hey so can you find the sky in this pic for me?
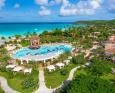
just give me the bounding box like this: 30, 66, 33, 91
0, 0, 115, 22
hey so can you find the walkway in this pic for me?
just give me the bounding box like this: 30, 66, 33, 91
33, 63, 88, 93
0, 77, 19, 93
33, 68, 55, 93
0, 63, 88, 93
67, 66, 81, 80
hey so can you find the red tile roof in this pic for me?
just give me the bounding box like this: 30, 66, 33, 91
106, 48, 115, 54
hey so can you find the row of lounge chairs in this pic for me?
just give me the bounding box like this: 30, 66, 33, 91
6, 64, 32, 74
46, 56, 72, 72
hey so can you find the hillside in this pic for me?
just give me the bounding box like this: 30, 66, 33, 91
76, 19, 115, 25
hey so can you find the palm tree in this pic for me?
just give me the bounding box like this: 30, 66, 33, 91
1, 36, 5, 40
15, 34, 21, 39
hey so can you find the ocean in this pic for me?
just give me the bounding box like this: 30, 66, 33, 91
0, 23, 83, 38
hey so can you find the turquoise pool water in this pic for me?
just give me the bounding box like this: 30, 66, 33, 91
13, 45, 72, 58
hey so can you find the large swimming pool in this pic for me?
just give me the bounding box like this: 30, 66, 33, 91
13, 44, 72, 59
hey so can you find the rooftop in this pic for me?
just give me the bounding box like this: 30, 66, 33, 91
106, 48, 115, 55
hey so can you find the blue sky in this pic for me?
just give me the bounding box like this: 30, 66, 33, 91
0, 0, 115, 22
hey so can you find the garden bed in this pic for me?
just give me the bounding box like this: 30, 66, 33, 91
0, 69, 39, 93
44, 63, 77, 88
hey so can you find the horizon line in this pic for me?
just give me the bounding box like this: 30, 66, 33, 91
0, 22, 74, 24
0, 19, 114, 24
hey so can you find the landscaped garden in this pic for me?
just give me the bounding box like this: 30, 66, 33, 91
45, 63, 77, 88
0, 65, 39, 93
0, 20, 115, 93
56, 48, 115, 93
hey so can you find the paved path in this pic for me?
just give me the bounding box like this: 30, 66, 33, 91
0, 77, 19, 93
33, 63, 88, 93
33, 68, 55, 93
67, 66, 81, 81
0, 63, 88, 93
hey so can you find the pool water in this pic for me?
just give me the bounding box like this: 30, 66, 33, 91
13, 45, 72, 58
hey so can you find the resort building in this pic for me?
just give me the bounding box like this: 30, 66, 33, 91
105, 36, 115, 55
0, 39, 8, 47
0, 40, 5, 46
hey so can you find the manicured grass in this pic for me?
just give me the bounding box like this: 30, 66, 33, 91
45, 63, 77, 88
0, 86, 4, 93
100, 73, 115, 81
0, 69, 39, 93
74, 69, 87, 78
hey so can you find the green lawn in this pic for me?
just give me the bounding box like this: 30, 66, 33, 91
100, 73, 115, 81
0, 69, 39, 93
74, 69, 87, 78
0, 86, 4, 93
45, 63, 77, 88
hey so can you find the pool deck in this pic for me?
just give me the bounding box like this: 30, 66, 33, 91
19, 51, 63, 62
11, 43, 72, 62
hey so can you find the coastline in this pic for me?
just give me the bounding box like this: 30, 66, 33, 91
0, 23, 84, 38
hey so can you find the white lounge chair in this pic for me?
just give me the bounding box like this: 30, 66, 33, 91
6, 64, 17, 69
56, 63, 65, 69
13, 66, 23, 72
64, 60, 70, 65
47, 65, 55, 72
68, 56, 72, 60
24, 68, 32, 74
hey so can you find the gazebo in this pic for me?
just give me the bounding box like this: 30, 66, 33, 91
29, 35, 40, 49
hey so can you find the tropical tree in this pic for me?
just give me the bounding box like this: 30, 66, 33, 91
60, 74, 115, 93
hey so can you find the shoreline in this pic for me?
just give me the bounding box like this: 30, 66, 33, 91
0, 23, 85, 38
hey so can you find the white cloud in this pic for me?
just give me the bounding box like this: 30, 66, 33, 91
49, 0, 62, 6
0, 0, 5, 9
49, 1, 55, 6
90, 0, 101, 9
35, 0, 48, 5
55, 0, 62, 4
60, 0, 102, 16
60, 6, 77, 16
63, 0, 69, 6
77, 8, 95, 15
39, 6, 51, 16
14, 3, 20, 9
108, 0, 115, 12
35, 0, 63, 6
60, 0, 77, 16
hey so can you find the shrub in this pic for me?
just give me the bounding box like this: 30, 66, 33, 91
71, 57, 77, 64
60, 74, 115, 93
60, 69, 67, 76
21, 77, 36, 89
89, 59, 111, 76
6, 70, 14, 79
0, 66, 6, 72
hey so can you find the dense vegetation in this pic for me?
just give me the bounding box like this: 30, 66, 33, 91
5, 20, 114, 49
56, 48, 115, 93
52, 20, 115, 93
76, 19, 115, 26
63, 74, 115, 93
0, 48, 11, 63
0, 20, 115, 93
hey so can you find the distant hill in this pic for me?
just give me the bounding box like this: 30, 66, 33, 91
75, 19, 115, 25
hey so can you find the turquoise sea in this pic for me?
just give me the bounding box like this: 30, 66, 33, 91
0, 23, 83, 38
